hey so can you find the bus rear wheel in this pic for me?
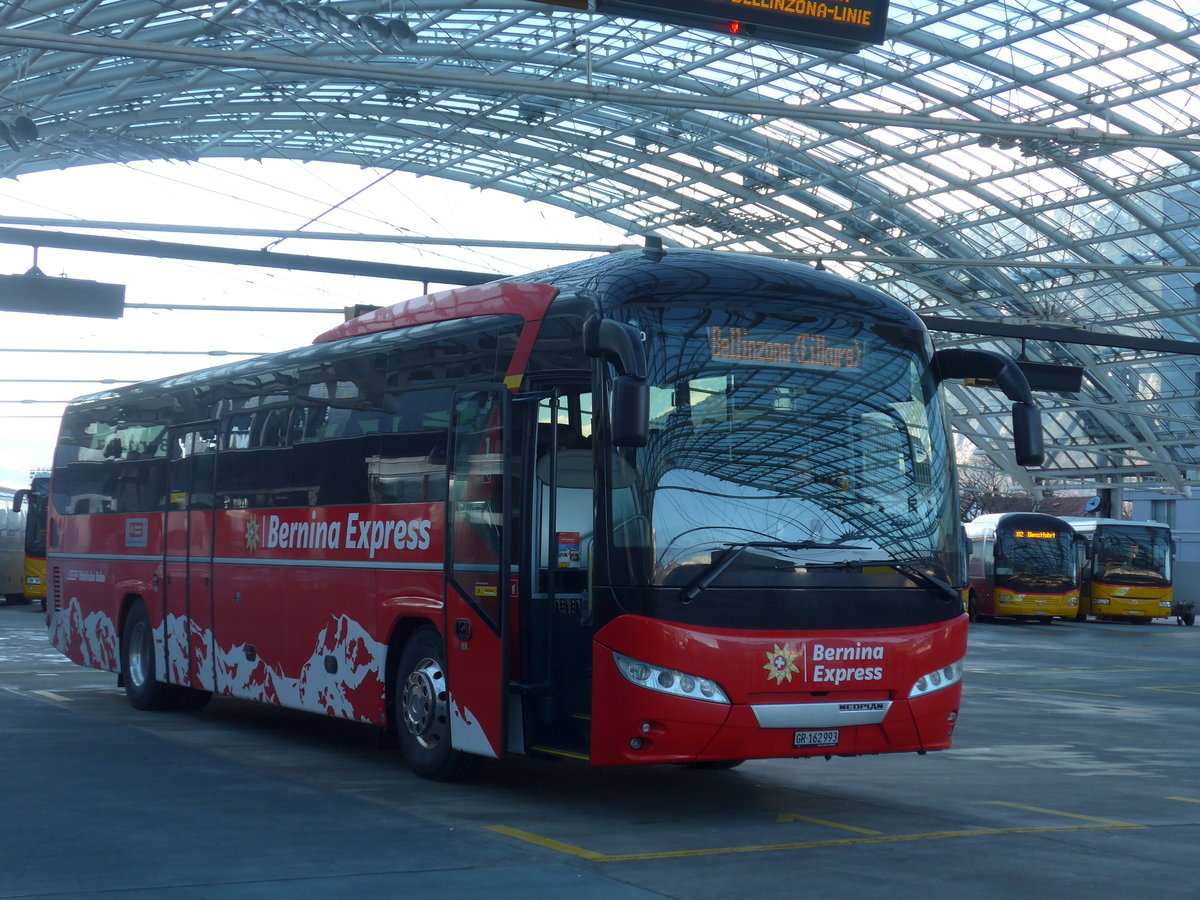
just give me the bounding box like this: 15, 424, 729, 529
394, 627, 481, 781
121, 601, 179, 711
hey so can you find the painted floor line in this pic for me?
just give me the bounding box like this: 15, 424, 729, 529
486, 821, 1145, 863
987, 802, 1138, 826
29, 689, 73, 702
775, 813, 882, 834
1167, 796, 1200, 806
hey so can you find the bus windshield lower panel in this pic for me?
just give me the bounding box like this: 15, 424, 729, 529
604, 305, 962, 631
994, 531, 1076, 593
1094, 526, 1172, 586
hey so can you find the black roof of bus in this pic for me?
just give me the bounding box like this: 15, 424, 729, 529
507, 249, 927, 332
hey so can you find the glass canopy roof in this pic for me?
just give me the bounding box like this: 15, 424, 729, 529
0, 1, 1197, 494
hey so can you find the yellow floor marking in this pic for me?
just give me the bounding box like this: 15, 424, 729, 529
529, 746, 591, 762
487, 825, 608, 860
1141, 686, 1200, 695
29, 690, 73, 702
775, 814, 882, 834
1038, 689, 1125, 698
486, 821, 1144, 863
1167, 796, 1200, 805
988, 802, 1137, 826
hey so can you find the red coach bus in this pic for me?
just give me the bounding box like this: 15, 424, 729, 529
47, 248, 1042, 779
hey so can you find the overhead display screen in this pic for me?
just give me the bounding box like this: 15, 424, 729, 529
593, 0, 890, 51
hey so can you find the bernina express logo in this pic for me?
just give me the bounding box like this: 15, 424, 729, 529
244, 513, 432, 559
761, 641, 887, 686
764, 644, 801, 684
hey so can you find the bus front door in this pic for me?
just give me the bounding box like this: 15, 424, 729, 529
163, 425, 217, 693
444, 388, 511, 760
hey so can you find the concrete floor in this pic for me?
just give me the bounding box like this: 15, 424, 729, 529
2, 600, 1198, 899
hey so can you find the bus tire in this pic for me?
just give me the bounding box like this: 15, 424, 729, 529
120, 601, 179, 711
394, 626, 481, 782
1181, 613, 1195, 627
967, 592, 978, 623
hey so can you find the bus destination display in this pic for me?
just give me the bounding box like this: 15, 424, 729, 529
593, 0, 890, 50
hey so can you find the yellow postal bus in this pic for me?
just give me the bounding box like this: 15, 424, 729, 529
1062, 517, 1172, 622
964, 512, 1079, 623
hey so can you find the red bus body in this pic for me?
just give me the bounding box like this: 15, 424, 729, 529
48, 250, 1028, 777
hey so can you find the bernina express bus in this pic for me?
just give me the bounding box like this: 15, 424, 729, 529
47, 248, 1042, 779
963, 512, 1079, 622
11, 472, 49, 610
1061, 517, 1173, 622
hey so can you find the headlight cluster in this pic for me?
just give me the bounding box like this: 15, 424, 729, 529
613, 651, 730, 704
908, 659, 964, 699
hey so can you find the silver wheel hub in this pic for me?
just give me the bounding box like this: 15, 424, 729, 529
402, 657, 448, 750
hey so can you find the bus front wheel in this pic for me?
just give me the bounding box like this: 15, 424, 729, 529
120, 601, 179, 711
394, 627, 481, 781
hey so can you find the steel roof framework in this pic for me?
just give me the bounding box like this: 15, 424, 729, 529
0, 0, 1198, 494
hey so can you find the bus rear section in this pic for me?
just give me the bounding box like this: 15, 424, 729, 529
1, 486, 26, 601
964, 513, 1079, 622
13, 474, 49, 610
1062, 518, 1173, 622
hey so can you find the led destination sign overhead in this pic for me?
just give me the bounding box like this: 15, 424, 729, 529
591, 0, 890, 51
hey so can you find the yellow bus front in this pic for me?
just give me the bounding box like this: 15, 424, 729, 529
993, 587, 1079, 619
1089, 581, 1172, 620
24, 555, 46, 603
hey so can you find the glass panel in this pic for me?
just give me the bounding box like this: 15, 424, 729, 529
448, 390, 506, 629
610, 305, 960, 591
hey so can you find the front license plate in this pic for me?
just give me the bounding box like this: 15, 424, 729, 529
793, 729, 839, 748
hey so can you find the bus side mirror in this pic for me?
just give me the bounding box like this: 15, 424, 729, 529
13, 489, 28, 513
585, 318, 650, 447
1011, 401, 1043, 468
934, 347, 1044, 468
611, 376, 649, 447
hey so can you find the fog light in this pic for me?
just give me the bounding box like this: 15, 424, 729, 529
629, 737, 644, 750
640, 721, 652, 734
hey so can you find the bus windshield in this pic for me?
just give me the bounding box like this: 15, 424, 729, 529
609, 307, 959, 590
994, 528, 1075, 589
1094, 525, 1171, 585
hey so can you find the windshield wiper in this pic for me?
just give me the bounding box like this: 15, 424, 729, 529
864, 561, 962, 605
680, 540, 869, 603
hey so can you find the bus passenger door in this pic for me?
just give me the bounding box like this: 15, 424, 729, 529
444, 388, 510, 759
163, 425, 218, 692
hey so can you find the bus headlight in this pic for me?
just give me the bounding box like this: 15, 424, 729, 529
612, 652, 730, 704
908, 660, 964, 699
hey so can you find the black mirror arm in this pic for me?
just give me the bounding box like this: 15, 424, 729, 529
933, 347, 1033, 405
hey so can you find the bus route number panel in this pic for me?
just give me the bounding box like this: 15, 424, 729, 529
592, 0, 890, 51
